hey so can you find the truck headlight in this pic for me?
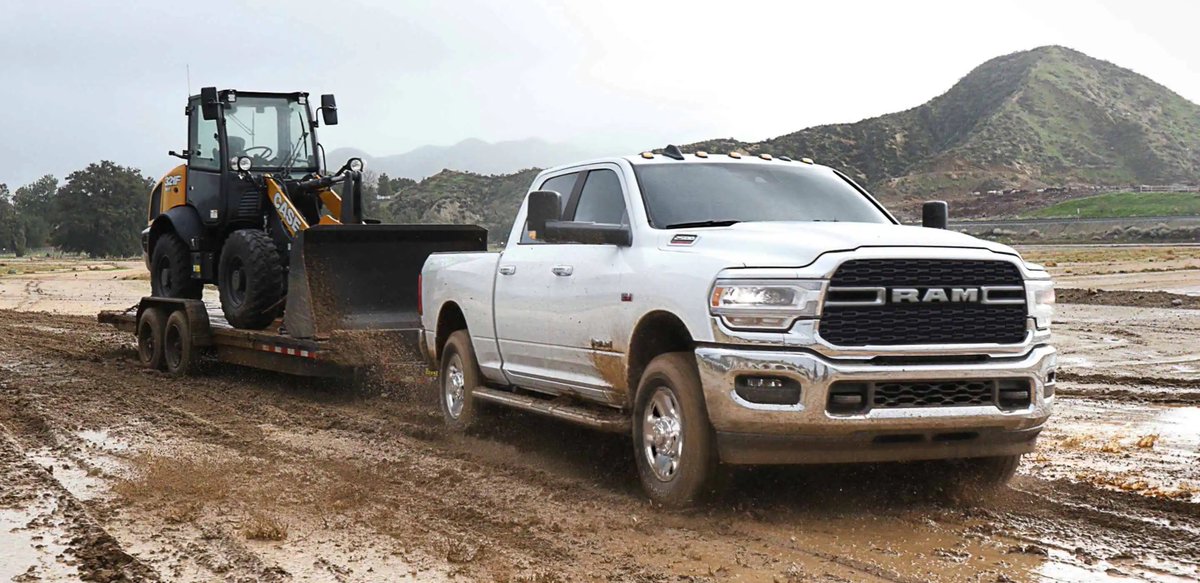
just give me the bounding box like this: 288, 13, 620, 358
1027, 279, 1055, 330
710, 280, 824, 331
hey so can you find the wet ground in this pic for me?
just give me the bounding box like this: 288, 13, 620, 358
0, 249, 1198, 582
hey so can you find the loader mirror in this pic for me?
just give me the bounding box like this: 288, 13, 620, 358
199, 87, 220, 121
320, 94, 338, 126
922, 200, 949, 229
526, 190, 561, 236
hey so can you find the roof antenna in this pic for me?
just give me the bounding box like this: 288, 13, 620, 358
186, 63, 192, 97
663, 144, 685, 160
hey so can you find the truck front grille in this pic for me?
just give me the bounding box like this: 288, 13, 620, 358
819, 259, 1028, 346
827, 379, 1031, 414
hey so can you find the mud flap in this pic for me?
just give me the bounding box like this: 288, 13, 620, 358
283, 224, 487, 339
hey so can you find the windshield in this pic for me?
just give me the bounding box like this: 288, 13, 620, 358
223, 96, 315, 170
633, 163, 892, 228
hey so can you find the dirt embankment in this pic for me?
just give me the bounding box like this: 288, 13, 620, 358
0, 309, 1197, 582
1058, 288, 1200, 310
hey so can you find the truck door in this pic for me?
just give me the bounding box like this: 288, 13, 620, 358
492, 172, 581, 395
494, 165, 634, 403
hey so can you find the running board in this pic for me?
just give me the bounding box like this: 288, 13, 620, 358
473, 387, 630, 433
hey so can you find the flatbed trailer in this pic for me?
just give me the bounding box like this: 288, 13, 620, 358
99, 297, 421, 380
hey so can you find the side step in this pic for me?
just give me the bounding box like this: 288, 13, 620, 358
473, 387, 630, 433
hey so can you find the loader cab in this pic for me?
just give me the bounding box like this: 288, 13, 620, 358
184, 90, 324, 229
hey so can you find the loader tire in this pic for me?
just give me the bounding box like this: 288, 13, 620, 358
151, 231, 202, 299
219, 230, 283, 330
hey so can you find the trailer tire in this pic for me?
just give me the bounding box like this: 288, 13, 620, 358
163, 310, 200, 377
151, 231, 202, 300
219, 229, 283, 330
136, 308, 166, 371
439, 330, 481, 432
633, 352, 719, 508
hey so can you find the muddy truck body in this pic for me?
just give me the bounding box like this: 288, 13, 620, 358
419, 151, 1057, 506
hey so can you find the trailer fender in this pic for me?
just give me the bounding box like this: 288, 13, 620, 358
136, 297, 213, 348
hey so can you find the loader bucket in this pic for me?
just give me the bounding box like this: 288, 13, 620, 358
283, 224, 488, 339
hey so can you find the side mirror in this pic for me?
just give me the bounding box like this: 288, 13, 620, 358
922, 200, 948, 229
320, 94, 338, 126
526, 190, 561, 237
200, 86, 220, 121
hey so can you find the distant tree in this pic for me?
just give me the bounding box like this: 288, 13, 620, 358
376, 172, 394, 199
14, 174, 58, 249
0, 183, 26, 255
51, 161, 152, 257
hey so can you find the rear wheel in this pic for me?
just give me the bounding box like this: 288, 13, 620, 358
219, 230, 284, 330
136, 308, 166, 370
151, 231, 202, 299
163, 310, 199, 376
633, 352, 719, 508
439, 330, 481, 432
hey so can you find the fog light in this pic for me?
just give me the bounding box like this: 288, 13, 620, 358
735, 376, 801, 405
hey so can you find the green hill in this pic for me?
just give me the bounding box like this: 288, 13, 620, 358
377, 46, 1200, 228
1021, 191, 1200, 219
687, 46, 1200, 212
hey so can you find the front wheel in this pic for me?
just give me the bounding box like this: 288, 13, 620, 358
218, 230, 284, 330
633, 352, 719, 508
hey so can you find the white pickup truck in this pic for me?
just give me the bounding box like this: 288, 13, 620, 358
418, 148, 1057, 506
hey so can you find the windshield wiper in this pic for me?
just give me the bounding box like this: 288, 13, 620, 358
662, 219, 741, 229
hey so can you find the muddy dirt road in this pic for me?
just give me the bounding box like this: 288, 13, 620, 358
1, 252, 1198, 582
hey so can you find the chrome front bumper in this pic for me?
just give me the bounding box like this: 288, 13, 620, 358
695, 344, 1057, 464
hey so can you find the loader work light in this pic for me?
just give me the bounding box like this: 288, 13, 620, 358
348, 157, 364, 172
237, 156, 253, 172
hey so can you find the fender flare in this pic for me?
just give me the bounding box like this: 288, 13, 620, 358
149, 205, 204, 254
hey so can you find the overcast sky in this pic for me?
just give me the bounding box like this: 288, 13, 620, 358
2, 0, 1198, 187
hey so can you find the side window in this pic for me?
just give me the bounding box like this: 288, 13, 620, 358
570, 169, 627, 225
189, 107, 221, 171
520, 173, 577, 244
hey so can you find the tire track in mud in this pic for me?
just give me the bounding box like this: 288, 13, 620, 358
3, 308, 1200, 581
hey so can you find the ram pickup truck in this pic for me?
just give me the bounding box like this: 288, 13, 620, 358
419, 149, 1056, 506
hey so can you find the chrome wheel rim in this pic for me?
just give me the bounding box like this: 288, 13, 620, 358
444, 355, 466, 419
643, 386, 683, 482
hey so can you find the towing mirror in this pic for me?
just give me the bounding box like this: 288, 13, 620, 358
320, 94, 338, 126
922, 200, 949, 229
544, 221, 632, 246
200, 86, 220, 121
526, 190, 561, 238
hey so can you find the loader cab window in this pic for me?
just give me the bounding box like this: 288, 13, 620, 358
223, 97, 316, 171
520, 172, 578, 244
188, 106, 221, 171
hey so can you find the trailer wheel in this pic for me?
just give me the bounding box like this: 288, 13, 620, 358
136, 308, 166, 370
633, 352, 719, 508
151, 231, 203, 299
439, 330, 481, 432
218, 229, 283, 330
163, 310, 200, 376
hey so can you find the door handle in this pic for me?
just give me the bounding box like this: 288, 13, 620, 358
498, 265, 516, 275
551, 265, 574, 277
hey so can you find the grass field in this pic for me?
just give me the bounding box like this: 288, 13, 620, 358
1023, 191, 1200, 218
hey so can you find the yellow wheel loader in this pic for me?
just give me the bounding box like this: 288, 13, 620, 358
144, 87, 485, 334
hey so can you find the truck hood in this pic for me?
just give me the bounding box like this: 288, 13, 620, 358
659, 221, 1020, 268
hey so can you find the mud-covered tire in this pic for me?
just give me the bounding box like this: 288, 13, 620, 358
163, 310, 200, 377
136, 308, 166, 371
150, 231, 202, 299
919, 454, 1021, 501
218, 230, 283, 330
633, 352, 719, 508
439, 330, 481, 432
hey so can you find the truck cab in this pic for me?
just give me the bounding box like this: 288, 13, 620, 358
420, 150, 1057, 506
